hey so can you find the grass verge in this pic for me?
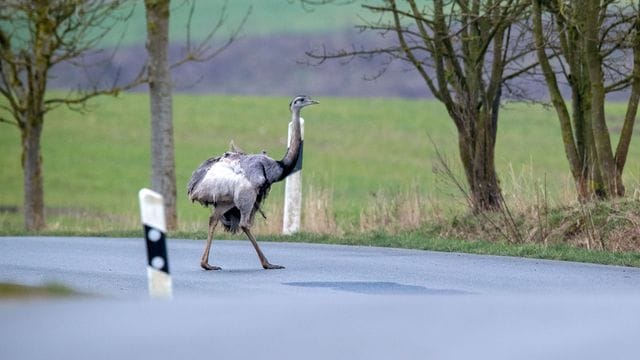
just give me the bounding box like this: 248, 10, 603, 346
188, 231, 640, 268
2, 228, 638, 268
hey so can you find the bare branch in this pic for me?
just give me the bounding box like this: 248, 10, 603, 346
503, 61, 541, 82
0, 115, 20, 128
44, 65, 148, 111
171, 1, 251, 69
605, 75, 633, 93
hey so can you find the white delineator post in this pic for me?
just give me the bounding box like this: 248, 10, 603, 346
283, 117, 304, 235
138, 188, 172, 299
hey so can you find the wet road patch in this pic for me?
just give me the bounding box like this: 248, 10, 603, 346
283, 281, 468, 295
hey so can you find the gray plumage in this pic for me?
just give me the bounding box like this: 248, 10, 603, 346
187, 151, 284, 233
187, 95, 319, 270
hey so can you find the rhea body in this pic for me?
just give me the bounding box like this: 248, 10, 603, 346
187, 95, 318, 270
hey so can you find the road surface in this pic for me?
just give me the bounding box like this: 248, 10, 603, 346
1, 236, 639, 359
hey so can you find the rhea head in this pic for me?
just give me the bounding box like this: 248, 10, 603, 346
289, 95, 319, 112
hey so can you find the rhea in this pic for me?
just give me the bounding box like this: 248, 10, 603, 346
187, 95, 319, 270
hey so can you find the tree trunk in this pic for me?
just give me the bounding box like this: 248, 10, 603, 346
457, 110, 502, 213
471, 111, 501, 212
531, 0, 627, 201
17, 3, 52, 231
21, 116, 45, 231
532, 0, 581, 190
145, 0, 177, 230
583, 0, 620, 197
614, 9, 640, 196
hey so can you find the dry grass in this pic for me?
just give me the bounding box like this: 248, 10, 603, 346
434, 181, 640, 253
4, 165, 638, 256
242, 169, 640, 254
302, 186, 341, 235
248, 185, 341, 235
357, 186, 427, 234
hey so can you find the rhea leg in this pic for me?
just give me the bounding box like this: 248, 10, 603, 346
242, 226, 284, 270
201, 213, 222, 270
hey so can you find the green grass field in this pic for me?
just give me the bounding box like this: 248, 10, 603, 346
1, 94, 638, 235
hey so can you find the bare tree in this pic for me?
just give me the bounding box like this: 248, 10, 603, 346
531, 0, 639, 200
144, 0, 249, 230
306, 0, 534, 212
0, 0, 145, 231
145, 0, 177, 230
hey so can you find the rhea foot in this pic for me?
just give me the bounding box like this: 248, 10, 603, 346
201, 262, 222, 271
262, 263, 285, 270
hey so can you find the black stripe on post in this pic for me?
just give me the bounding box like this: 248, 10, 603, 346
292, 140, 303, 174
143, 224, 170, 274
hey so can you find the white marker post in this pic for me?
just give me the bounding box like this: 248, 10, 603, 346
138, 188, 172, 299
283, 117, 304, 235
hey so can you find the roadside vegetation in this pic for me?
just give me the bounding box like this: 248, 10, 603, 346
1, 94, 638, 266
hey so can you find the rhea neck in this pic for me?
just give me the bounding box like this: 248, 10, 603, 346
278, 107, 302, 180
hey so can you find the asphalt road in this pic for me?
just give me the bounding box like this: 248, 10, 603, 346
1, 236, 639, 360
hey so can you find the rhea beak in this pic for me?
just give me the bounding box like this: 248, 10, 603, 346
308, 99, 319, 105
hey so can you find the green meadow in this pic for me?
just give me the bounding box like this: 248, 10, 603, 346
103, 0, 365, 47
1, 94, 638, 235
